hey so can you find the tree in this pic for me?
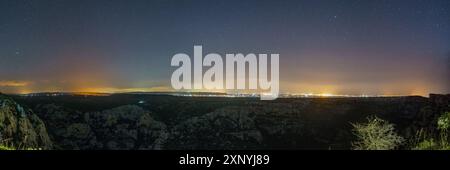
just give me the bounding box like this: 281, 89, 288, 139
351, 116, 404, 150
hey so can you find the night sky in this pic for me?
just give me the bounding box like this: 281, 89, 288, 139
0, 0, 449, 96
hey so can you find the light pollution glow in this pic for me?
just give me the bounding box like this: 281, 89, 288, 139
0, 0, 449, 96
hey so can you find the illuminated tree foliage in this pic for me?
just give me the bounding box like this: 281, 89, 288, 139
351, 116, 404, 150
413, 111, 450, 150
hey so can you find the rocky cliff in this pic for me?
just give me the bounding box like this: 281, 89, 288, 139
2, 93, 449, 150
0, 94, 52, 149
34, 104, 167, 150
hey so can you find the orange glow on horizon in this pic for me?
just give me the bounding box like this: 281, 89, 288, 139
0, 81, 32, 87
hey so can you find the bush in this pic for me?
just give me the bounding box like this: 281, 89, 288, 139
0, 145, 15, 150
413, 111, 450, 150
351, 116, 404, 150
437, 111, 450, 131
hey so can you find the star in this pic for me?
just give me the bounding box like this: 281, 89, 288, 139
329, 15, 338, 22
15, 50, 21, 55
435, 23, 441, 28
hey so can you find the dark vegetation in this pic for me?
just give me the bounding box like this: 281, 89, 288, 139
1, 93, 449, 150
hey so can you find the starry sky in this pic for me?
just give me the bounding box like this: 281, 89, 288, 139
0, 0, 449, 96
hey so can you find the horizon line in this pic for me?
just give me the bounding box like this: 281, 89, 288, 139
2, 91, 446, 98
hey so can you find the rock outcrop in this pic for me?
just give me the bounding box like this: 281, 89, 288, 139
87, 105, 168, 150
0, 94, 52, 149
167, 107, 264, 149
34, 104, 167, 150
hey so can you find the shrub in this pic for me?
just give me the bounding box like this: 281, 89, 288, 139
0, 145, 15, 150
437, 111, 450, 131
351, 116, 404, 150
413, 111, 450, 150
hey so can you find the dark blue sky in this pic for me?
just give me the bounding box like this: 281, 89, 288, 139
0, 0, 449, 95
